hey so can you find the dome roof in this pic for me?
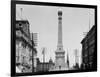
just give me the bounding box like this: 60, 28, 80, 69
49, 57, 53, 63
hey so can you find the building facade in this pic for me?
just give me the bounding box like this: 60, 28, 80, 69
33, 33, 38, 47
81, 25, 96, 70
16, 20, 37, 73
36, 58, 54, 72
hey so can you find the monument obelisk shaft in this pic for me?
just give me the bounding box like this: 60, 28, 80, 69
55, 10, 65, 69
57, 10, 63, 49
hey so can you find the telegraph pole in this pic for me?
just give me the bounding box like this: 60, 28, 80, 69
74, 49, 79, 69
32, 33, 34, 72
42, 47, 46, 71
67, 50, 69, 68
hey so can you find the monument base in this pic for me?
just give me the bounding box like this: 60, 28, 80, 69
49, 64, 69, 71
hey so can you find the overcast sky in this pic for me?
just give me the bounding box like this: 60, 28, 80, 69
16, 4, 94, 67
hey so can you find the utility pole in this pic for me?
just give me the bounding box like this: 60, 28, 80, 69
67, 50, 69, 68
74, 49, 78, 64
42, 47, 46, 71
32, 33, 34, 72
74, 49, 79, 69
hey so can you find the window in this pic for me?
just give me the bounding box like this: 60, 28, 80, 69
59, 48, 61, 50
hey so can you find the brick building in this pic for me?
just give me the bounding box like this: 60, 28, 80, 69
16, 20, 37, 73
81, 25, 96, 70
36, 58, 54, 72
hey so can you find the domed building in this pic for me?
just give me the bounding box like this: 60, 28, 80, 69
49, 57, 55, 71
